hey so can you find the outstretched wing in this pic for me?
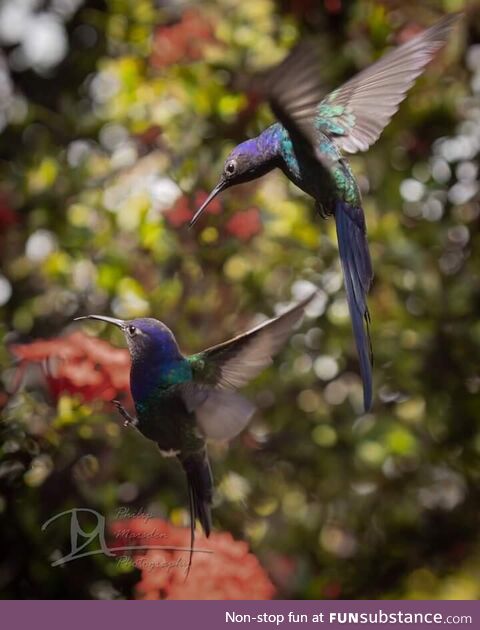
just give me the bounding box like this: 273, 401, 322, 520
190, 294, 313, 389
248, 39, 328, 143
316, 14, 459, 153
181, 295, 314, 440
261, 14, 458, 157
183, 388, 256, 441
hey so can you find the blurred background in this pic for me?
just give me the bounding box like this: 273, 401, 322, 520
1, 0, 479, 600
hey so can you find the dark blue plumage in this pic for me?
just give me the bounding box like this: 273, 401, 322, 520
189, 15, 459, 411
75, 295, 313, 571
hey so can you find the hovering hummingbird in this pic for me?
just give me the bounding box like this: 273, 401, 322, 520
189, 14, 459, 412
75, 295, 312, 571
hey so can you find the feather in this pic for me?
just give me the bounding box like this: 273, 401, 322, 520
181, 295, 314, 440
335, 201, 373, 411
191, 294, 314, 390
194, 389, 256, 440
259, 14, 459, 157
319, 14, 459, 153
179, 451, 213, 576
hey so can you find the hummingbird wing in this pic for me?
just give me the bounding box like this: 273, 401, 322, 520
246, 38, 328, 138
191, 295, 312, 389
314, 14, 458, 154
259, 14, 457, 159
184, 388, 256, 441
182, 295, 313, 440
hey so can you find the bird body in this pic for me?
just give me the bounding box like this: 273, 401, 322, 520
121, 320, 201, 454
189, 15, 459, 411
134, 387, 199, 455
224, 122, 372, 406
75, 295, 312, 569
232, 122, 361, 211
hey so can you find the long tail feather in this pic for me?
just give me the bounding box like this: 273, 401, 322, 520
186, 483, 195, 579
180, 451, 213, 577
335, 201, 374, 411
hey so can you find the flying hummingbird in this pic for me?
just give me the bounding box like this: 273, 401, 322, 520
189, 14, 459, 412
75, 295, 312, 570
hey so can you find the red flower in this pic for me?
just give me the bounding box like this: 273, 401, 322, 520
109, 518, 276, 600
324, 0, 342, 13
194, 190, 222, 216
0, 192, 17, 232
226, 208, 262, 241
164, 191, 223, 228
150, 10, 214, 69
165, 196, 193, 228
397, 23, 424, 45
11, 332, 131, 403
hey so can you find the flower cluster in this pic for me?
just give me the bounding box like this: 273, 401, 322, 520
164, 190, 222, 228
0, 191, 17, 233
165, 191, 262, 241
225, 208, 262, 241
150, 10, 214, 69
11, 332, 131, 403
110, 517, 276, 600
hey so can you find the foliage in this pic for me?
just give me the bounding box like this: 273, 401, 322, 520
1, 0, 479, 600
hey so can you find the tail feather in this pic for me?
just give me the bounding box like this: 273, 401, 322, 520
335, 201, 374, 412
180, 451, 213, 576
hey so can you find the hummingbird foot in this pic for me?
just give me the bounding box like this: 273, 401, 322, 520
315, 200, 331, 219
112, 400, 138, 428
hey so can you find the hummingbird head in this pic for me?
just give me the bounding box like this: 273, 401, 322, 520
74, 315, 182, 364
189, 138, 274, 228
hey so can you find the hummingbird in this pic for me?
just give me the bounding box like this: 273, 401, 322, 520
189, 14, 459, 412
75, 295, 312, 571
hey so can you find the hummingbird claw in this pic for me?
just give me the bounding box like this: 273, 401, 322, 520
112, 399, 138, 428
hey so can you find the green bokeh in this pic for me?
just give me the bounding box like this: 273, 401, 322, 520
0, 0, 479, 600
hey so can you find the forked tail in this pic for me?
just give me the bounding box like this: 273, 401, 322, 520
179, 450, 213, 577
335, 201, 374, 411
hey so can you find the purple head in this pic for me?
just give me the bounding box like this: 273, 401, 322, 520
74, 315, 182, 364
189, 135, 279, 228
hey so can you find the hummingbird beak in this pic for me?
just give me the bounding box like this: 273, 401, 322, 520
74, 315, 125, 329
189, 179, 227, 228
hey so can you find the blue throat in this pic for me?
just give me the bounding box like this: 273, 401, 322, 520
129, 335, 190, 402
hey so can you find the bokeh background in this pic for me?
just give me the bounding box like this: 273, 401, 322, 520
1, 0, 479, 600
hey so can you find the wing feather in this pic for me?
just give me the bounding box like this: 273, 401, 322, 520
258, 15, 458, 156
191, 294, 314, 390
316, 14, 459, 153
179, 295, 314, 440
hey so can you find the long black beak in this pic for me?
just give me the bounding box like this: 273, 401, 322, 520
74, 315, 125, 329
189, 179, 227, 228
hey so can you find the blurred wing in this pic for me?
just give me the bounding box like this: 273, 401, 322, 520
180, 378, 255, 440
183, 388, 256, 440
315, 14, 459, 154
251, 39, 327, 141
180, 296, 313, 440
260, 15, 458, 159
188, 294, 314, 390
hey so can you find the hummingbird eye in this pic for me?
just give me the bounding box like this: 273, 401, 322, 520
225, 160, 237, 177
127, 325, 137, 336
